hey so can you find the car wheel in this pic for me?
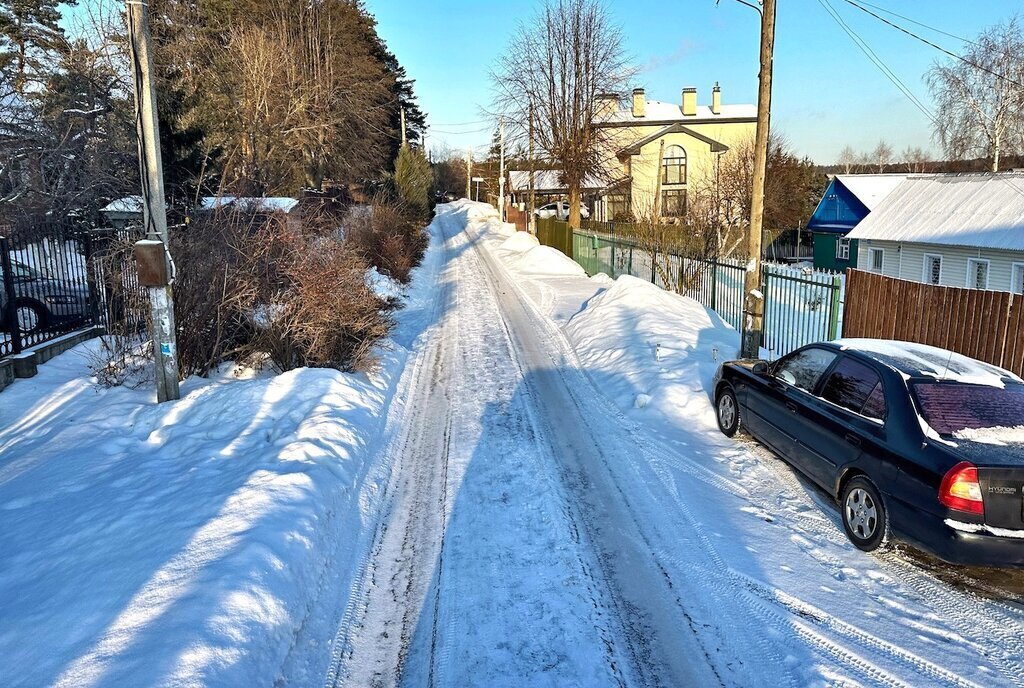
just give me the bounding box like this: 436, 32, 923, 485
716, 385, 741, 437
841, 476, 891, 552
14, 300, 46, 335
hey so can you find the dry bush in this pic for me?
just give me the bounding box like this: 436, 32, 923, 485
344, 201, 428, 283
89, 207, 398, 384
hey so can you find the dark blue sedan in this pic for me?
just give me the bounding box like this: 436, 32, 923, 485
713, 339, 1024, 567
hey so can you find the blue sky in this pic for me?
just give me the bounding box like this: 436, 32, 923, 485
367, 0, 1022, 164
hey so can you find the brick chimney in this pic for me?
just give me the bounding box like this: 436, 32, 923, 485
631, 88, 646, 118
682, 87, 697, 116
711, 83, 721, 115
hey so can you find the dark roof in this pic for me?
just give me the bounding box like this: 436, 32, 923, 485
617, 123, 729, 157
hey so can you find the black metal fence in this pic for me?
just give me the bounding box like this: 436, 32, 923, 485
0, 221, 146, 359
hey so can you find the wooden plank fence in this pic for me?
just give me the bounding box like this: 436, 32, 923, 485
843, 269, 1024, 377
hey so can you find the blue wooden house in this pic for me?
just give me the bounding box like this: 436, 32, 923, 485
807, 174, 907, 271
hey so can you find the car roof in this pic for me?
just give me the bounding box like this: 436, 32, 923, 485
820, 339, 1022, 385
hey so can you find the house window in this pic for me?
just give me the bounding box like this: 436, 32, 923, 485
924, 254, 943, 285
661, 189, 687, 217
607, 193, 630, 221
662, 145, 687, 185
1012, 263, 1024, 295
869, 247, 884, 272
836, 238, 851, 261
967, 258, 990, 290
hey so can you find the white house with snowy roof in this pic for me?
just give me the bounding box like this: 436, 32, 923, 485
846, 173, 1024, 294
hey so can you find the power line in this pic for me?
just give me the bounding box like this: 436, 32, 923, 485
816, 0, 937, 125
429, 119, 492, 127
842, 0, 1024, 90
847, 0, 976, 46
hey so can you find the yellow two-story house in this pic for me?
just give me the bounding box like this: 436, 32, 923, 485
594, 85, 756, 222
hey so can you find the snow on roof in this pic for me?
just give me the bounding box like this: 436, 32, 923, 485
199, 195, 237, 210
600, 99, 757, 124
846, 174, 1024, 250
199, 196, 299, 213
508, 170, 607, 193
101, 196, 144, 214
835, 338, 1020, 386
834, 174, 909, 211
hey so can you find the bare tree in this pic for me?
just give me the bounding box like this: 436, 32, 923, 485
836, 145, 857, 174
927, 17, 1024, 172
871, 140, 893, 173
491, 0, 633, 229
901, 145, 931, 173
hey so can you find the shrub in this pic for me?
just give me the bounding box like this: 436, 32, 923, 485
344, 201, 428, 283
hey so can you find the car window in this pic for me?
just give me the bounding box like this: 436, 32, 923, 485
774, 347, 837, 393
821, 357, 886, 420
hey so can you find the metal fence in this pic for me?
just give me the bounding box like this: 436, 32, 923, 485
1, 223, 101, 357
0, 221, 146, 359
545, 221, 845, 358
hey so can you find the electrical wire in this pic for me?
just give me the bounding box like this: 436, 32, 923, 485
842, 0, 1024, 89
845, 0, 976, 46
816, 0, 937, 125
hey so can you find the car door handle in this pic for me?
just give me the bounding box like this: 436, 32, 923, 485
844, 433, 862, 447
786, 402, 798, 413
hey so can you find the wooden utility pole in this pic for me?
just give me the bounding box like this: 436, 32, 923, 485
400, 107, 408, 147
741, 0, 776, 358
528, 103, 536, 233
465, 149, 472, 199
498, 118, 506, 222
653, 138, 666, 220
126, 0, 180, 402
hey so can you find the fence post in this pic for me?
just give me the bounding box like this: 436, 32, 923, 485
82, 230, 102, 326
0, 235, 23, 355
828, 273, 842, 340
711, 260, 718, 310
651, 248, 657, 283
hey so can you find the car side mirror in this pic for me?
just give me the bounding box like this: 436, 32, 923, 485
752, 361, 769, 375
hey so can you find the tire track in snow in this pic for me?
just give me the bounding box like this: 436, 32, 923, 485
465, 219, 1008, 687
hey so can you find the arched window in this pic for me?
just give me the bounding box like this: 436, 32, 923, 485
662, 145, 687, 185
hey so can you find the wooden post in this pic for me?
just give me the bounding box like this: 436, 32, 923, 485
126, 0, 180, 402
741, 0, 776, 358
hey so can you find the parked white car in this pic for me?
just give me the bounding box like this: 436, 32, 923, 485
534, 201, 590, 221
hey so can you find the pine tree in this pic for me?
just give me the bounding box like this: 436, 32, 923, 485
0, 0, 76, 92
394, 144, 432, 213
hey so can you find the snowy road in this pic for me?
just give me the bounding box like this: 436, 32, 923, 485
323, 202, 1024, 687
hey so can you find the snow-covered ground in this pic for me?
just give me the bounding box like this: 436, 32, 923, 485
4, 200, 1024, 687
0, 229, 445, 687
455, 200, 1024, 687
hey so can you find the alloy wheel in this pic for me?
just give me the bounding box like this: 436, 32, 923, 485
845, 487, 878, 540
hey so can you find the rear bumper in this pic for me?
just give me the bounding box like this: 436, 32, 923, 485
890, 497, 1024, 567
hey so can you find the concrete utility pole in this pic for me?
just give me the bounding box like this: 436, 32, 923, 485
126, 0, 180, 402
741, 0, 776, 358
400, 107, 408, 147
465, 149, 472, 199
528, 103, 536, 233
498, 118, 506, 222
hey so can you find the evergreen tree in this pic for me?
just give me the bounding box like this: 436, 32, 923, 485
394, 144, 432, 213
0, 0, 76, 92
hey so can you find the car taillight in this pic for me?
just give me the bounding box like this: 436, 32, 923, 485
939, 462, 985, 516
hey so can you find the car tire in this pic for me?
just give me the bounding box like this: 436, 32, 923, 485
13, 300, 46, 335
716, 385, 741, 437
841, 476, 891, 552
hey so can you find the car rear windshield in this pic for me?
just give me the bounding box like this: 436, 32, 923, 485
911, 381, 1024, 436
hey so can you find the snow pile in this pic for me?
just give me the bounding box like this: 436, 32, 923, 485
836, 338, 1019, 386
498, 230, 540, 254
564, 275, 738, 426
0, 226, 442, 687
507, 245, 587, 277
953, 425, 1024, 445
366, 266, 404, 301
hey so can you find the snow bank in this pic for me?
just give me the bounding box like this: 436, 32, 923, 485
498, 231, 540, 254
366, 266, 404, 301
564, 275, 738, 427
508, 245, 587, 277
0, 225, 443, 688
